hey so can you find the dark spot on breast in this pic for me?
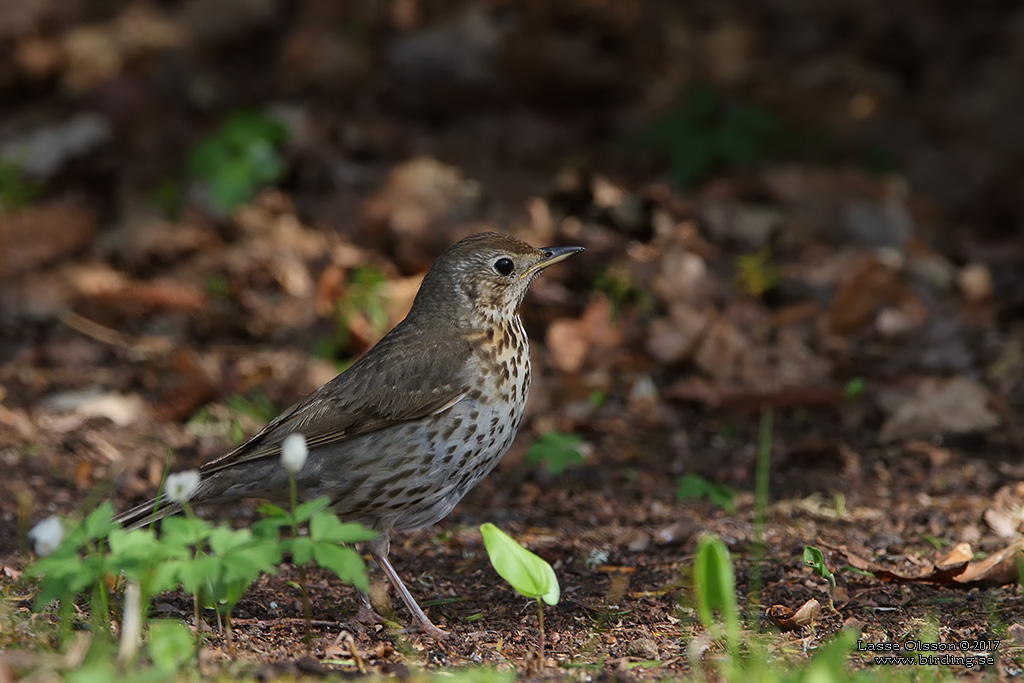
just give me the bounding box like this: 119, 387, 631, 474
487, 328, 494, 341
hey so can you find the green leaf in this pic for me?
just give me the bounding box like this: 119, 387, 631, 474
309, 512, 376, 544
312, 543, 369, 592
81, 502, 118, 541
525, 431, 584, 475
693, 535, 739, 654
187, 111, 288, 212
676, 475, 737, 513
147, 619, 195, 672
289, 536, 315, 566
803, 546, 835, 586
480, 523, 559, 605
844, 377, 866, 399
172, 554, 221, 594
293, 497, 331, 524
160, 516, 213, 548
208, 526, 253, 556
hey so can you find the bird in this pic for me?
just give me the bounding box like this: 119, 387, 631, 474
116, 231, 584, 638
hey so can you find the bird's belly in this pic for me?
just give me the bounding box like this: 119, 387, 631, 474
317, 392, 526, 532
391, 395, 524, 531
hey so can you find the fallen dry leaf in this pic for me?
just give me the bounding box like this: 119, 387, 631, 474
765, 598, 821, 631
836, 541, 1024, 588
0, 204, 96, 276
878, 377, 1000, 443
40, 389, 146, 427
826, 249, 904, 336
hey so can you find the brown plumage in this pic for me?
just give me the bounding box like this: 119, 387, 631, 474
116, 231, 584, 638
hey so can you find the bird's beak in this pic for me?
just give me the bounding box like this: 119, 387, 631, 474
523, 245, 585, 278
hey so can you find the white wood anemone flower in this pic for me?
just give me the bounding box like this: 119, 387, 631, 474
164, 470, 201, 504
281, 433, 309, 475
28, 516, 64, 556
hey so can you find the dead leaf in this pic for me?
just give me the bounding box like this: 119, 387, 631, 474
835, 541, 1024, 588
879, 377, 1000, 443
148, 350, 219, 422
826, 250, 904, 336
646, 303, 711, 364
0, 204, 96, 276
984, 483, 1024, 539
765, 598, 820, 631
958, 263, 993, 303
87, 279, 208, 314
545, 295, 621, 373
40, 389, 146, 427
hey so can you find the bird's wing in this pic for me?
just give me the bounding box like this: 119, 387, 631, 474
200, 321, 473, 476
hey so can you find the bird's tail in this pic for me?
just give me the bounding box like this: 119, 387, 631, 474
114, 494, 183, 530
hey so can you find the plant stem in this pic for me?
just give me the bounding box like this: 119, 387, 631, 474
536, 597, 545, 664
747, 407, 773, 622
288, 472, 313, 641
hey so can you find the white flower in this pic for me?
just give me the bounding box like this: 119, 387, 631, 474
281, 433, 309, 474
28, 516, 64, 556
164, 470, 201, 503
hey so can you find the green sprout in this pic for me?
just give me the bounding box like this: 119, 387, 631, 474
735, 247, 781, 297
320, 266, 390, 359
0, 157, 42, 211
188, 111, 288, 213
630, 86, 786, 189
480, 523, 559, 660
803, 545, 838, 612
843, 377, 866, 400
526, 431, 584, 475
693, 535, 741, 666
676, 474, 737, 513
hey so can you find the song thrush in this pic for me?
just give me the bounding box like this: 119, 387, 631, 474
117, 231, 584, 638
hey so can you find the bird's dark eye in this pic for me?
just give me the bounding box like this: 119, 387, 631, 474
493, 257, 514, 276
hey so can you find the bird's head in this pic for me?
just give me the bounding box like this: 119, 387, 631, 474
411, 232, 584, 329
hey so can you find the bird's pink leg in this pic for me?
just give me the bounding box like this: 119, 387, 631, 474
373, 551, 449, 639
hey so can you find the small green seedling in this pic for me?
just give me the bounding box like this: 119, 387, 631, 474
0, 156, 41, 211
480, 523, 559, 660
803, 546, 837, 612
693, 535, 740, 666
735, 248, 781, 297
526, 431, 584, 475
188, 110, 288, 213
676, 475, 737, 513
843, 377, 866, 400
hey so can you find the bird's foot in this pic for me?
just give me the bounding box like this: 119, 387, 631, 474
353, 602, 387, 626
399, 619, 450, 640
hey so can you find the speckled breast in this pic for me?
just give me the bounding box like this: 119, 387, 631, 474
390, 316, 531, 532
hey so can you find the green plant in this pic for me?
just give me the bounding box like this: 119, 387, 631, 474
188, 111, 288, 212
526, 431, 584, 475
593, 266, 650, 316
844, 377, 866, 400
676, 474, 737, 513
735, 248, 781, 297
747, 408, 773, 619
26, 442, 374, 660
227, 390, 278, 423
803, 546, 838, 612
480, 523, 559, 659
693, 535, 741, 665
0, 157, 41, 211
630, 86, 786, 189
319, 266, 390, 359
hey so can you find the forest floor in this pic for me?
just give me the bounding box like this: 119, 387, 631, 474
2, 1, 1024, 680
